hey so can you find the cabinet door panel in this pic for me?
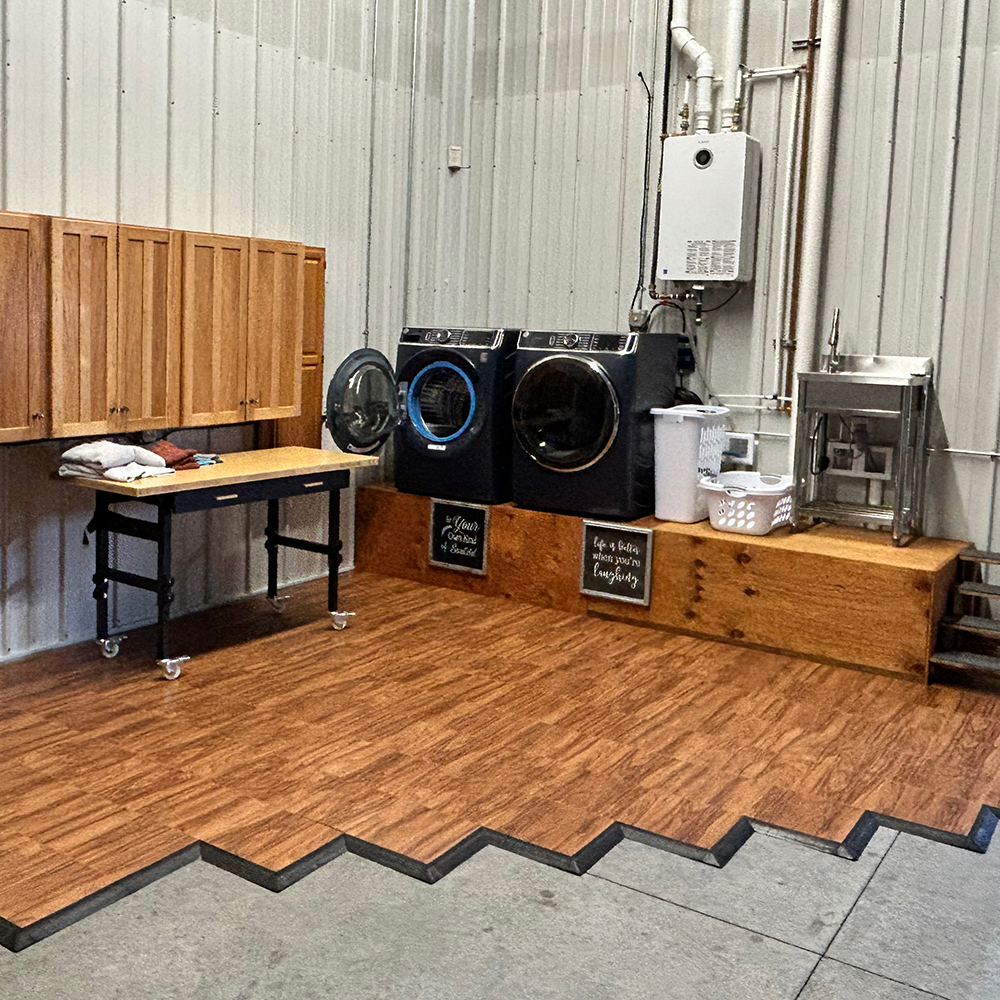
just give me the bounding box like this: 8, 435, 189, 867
0, 213, 48, 442
247, 238, 304, 421
50, 219, 118, 438
273, 246, 325, 448
181, 232, 248, 426
118, 226, 181, 431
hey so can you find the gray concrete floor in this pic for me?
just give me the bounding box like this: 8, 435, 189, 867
1, 826, 997, 999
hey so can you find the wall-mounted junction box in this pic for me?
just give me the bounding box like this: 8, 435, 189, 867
656, 132, 762, 284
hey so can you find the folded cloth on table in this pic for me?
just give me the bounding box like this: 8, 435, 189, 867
147, 440, 199, 468
58, 462, 106, 480
103, 463, 176, 483
172, 459, 201, 471
193, 453, 222, 465
60, 441, 166, 470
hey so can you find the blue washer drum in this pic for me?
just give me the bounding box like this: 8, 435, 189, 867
406, 360, 477, 443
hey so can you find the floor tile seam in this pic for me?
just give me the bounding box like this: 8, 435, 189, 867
791, 952, 824, 1000
820, 833, 896, 959
821, 956, 954, 1000
583, 870, 823, 955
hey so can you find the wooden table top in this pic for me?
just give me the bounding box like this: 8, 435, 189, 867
60, 446, 379, 498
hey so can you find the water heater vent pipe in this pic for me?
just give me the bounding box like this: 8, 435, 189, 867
720, 0, 746, 131
671, 0, 715, 134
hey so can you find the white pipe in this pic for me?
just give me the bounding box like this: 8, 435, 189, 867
789, 0, 844, 466
772, 71, 803, 399
793, 0, 843, 377
671, 0, 715, 134
720, 0, 746, 131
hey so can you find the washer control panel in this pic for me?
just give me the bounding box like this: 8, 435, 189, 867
518, 331, 636, 354
400, 328, 509, 350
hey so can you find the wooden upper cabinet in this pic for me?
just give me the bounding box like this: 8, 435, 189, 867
247, 238, 305, 421
50, 219, 118, 438
272, 246, 325, 448
181, 231, 249, 427
117, 226, 181, 431
0, 213, 49, 442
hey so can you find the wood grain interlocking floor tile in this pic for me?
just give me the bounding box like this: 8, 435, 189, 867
3, 569, 1000, 929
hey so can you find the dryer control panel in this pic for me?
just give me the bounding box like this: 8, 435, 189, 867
400, 327, 512, 350
518, 331, 636, 354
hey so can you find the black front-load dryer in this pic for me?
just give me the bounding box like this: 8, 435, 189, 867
325, 328, 519, 504
511, 331, 679, 520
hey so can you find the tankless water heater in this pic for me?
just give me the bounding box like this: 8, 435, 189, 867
656, 132, 762, 284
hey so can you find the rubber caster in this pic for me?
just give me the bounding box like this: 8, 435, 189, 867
97, 637, 125, 659
157, 655, 190, 681
269, 595, 291, 613
329, 611, 356, 631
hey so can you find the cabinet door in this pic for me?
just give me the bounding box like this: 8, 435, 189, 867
0, 213, 48, 442
50, 219, 118, 438
273, 246, 325, 448
118, 226, 181, 431
181, 232, 249, 426
247, 238, 304, 421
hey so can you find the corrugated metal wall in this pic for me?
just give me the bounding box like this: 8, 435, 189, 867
0, 0, 414, 661
4, 0, 1000, 661
402, 0, 1000, 551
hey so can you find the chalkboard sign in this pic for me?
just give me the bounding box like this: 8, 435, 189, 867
429, 501, 489, 575
580, 521, 653, 606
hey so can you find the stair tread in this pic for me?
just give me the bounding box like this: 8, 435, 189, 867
959, 549, 1000, 565
956, 580, 1000, 598
941, 614, 1000, 637
930, 650, 1000, 672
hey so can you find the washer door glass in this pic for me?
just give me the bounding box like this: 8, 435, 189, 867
326, 348, 399, 454
512, 355, 619, 472
407, 361, 476, 443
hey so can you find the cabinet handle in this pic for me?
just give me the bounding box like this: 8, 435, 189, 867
32, 412, 45, 420
215, 493, 239, 501
239, 400, 246, 406
303, 481, 324, 488
109, 406, 119, 414
248, 397, 260, 405
120, 405, 130, 414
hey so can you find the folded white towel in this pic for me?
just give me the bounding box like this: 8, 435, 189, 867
60, 441, 166, 470
103, 463, 176, 483
58, 462, 105, 480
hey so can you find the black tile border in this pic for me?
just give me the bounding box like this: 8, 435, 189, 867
2, 806, 998, 952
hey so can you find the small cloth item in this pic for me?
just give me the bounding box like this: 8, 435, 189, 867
103, 463, 176, 483
194, 453, 222, 465
60, 441, 166, 470
147, 440, 199, 468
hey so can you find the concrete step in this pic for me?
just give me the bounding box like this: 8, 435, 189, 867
930, 650, 1000, 673
941, 615, 1000, 639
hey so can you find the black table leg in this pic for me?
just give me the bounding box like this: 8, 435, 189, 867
265, 498, 279, 602
93, 493, 111, 641
328, 488, 342, 615
156, 499, 174, 661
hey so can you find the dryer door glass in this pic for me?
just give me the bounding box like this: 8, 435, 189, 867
407, 361, 476, 443
512, 356, 620, 472
326, 348, 399, 454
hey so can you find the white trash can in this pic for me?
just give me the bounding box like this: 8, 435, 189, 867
650, 404, 730, 522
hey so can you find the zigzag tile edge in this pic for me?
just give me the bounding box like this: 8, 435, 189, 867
2, 806, 997, 953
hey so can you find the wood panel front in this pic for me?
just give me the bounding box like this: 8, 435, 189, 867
356, 485, 968, 677
181, 231, 249, 427
270, 246, 325, 448
50, 219, 118, 438
117, 226, 182, 432
247, 238, 304, 421
0, 213, 49, 442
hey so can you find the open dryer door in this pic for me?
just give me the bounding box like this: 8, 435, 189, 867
326, 348, 400, 455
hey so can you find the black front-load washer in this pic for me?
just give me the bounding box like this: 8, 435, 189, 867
511, 331, 679, 520
325, 328, 519, 505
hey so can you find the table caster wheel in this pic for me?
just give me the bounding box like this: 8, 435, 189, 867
157, 655, 190, 681
329, 611, 356, 631
269, 595, 291, 613
97, 637, 125, 659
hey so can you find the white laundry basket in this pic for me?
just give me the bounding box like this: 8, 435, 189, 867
699, 472, 794, 536
650, 405, 730, 522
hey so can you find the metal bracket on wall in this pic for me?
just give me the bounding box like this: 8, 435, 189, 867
792, 37, 822, 50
